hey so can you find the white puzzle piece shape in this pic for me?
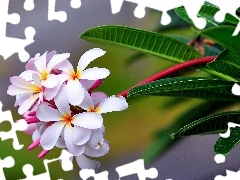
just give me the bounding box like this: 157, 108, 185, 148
110, 0, 240, 35
0, 156, 14, 180
0, 0, 36, 62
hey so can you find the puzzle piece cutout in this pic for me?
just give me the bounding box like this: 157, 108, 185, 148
0, 101, 27, 150
0, 156, 14, 180
79, 169, 109, 180
213, 122, 240, 164
116, 159, 158, 180
79, 159, 158, 180
24, 0, 35, 11
1, 0, 83, 61
24, 0, 81, 22
110, 0, 240, 35
0, 0, 36, 62
215, 169, 240, 180
20, 150, 73, 180
48, 0, 82, 22
205, 0, 240, 36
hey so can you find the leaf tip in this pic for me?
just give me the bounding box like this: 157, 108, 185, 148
170, 133, 177, 139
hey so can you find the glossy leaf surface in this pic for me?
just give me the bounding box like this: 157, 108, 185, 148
80, 25, 202, 63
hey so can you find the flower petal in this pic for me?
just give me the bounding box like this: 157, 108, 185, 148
37, 122, 48, 135
34, 52, 47, 73
79, 88, 94, 111
91, 92, 108, 106
81, 68, 110, 80
43, 75, 67, 100
32, 73, 41, 87
54, 84, 71, 116
80, 79, 96, 90
41, 74, 59, 88
7, 85, 32, 96
76, 154, 100, 170
64, 125, 85, 156
55, 137, 67, 148
32, 129, 41, 141
99, 125, 105, 135
36, 102, 62, 122
47, 53, 70, 71
232, 83, 240, 95
78, 48, 106, 71
10, 76, 39, 90
19, 70, 35, 81
18, 94, 39, 115
46, 50, 57, 62
72, 126, 91, 145
84, 140, 109, 157
87, 129, 104, 149
66, 79, 84, 105
95, 95, 128, 114
40, 121, 65, 150
72, 112, 103, 129
54, 60, 74, 73
14, 93, 33, 106
25, 53, 40, 71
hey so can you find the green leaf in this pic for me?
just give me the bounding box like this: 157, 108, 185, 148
175, 5, 238, 27
172, 111, 240, 138
126, 35, 191, 65
214, 126, 240, 156
80, 25, 202, 63
144, 101, 230, 163
199, 5, 239, 26
207, 49, 240, 79
128, 77, 238, 101
201, 26, 240, 53
174, 6, 193, 25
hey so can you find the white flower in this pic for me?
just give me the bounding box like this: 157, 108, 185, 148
8, 48, 129, 170
76, 140, 110, 170
20, 51, 70, 88
54, 48, 110, 105
7, 74, 44, 114
80, 88, 128, 115
28, 121, 66, 158
78, 89, 128, 149
36, 85, 103, 156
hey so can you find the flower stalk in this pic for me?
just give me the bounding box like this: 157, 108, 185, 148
118, 56, 220, 97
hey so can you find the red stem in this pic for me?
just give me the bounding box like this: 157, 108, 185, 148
118, 56, 216, 97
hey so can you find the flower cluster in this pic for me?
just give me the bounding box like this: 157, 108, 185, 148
7, 48, 128, 170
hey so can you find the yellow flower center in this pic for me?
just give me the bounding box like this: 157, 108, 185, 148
69, 68, 81, 80
40, 70, 49, 80
63, 114, 73, 125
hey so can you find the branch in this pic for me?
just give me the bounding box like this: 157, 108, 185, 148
118, 56, 216, 97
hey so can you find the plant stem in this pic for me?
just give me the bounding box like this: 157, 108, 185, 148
118, 56, 235, 97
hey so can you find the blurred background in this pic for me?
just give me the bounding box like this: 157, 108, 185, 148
1, 0, 240, 179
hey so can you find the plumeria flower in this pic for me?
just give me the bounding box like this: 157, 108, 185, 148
79, 89, 128, 149
28, 121, 67, 158
54, 48, 110, 105
20, 51, 70, 88
80, 89, 128, 115
8, 48, 129, 170
36, 85, 103, 156
76, 140, 109, 170
7, 74, 45, 115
